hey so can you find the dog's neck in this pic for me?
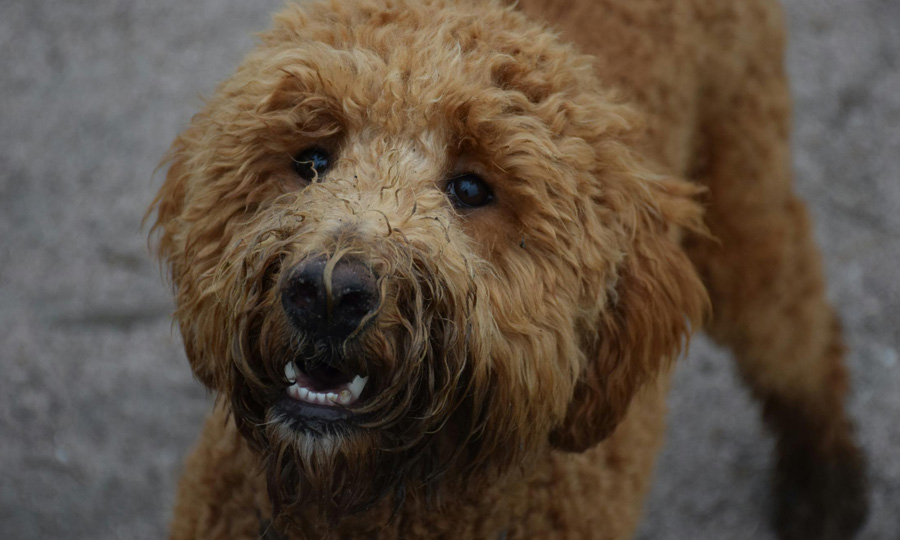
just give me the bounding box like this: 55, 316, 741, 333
225, 417, 536, 538
257, 512, 511, 540
258, 471, 527, 538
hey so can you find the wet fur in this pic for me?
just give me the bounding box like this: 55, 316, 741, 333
151, 0, 867, 538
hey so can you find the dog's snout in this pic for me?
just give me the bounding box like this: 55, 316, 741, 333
281, 256, 378, 340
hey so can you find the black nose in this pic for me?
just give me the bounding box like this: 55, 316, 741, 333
281, 256, 378, 340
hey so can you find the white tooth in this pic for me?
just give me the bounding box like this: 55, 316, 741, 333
338, 390, 353, 405
314, 392, 328, 405
348, 376, 368, 398
326, 392, 338, 404
298, 387, 310, 401
288, 384, 299, 399
284, 363, 297, 382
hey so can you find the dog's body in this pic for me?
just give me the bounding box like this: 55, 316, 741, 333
153, 0, 867, 538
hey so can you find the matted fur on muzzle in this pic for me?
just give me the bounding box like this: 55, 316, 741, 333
204, 181, 518, 521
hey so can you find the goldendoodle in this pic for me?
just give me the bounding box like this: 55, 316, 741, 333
150, 0, 868, 538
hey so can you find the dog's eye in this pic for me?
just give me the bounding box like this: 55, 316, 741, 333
292, 147, 331, 182
446, 174, 493, 208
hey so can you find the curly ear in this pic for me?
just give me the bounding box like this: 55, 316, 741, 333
147, 130, 222, 390
550, 176, 708, 452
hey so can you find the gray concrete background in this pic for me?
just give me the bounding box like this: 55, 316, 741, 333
0, 0, 896, 538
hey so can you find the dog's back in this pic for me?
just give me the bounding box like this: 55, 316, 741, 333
522, 1, 868, 537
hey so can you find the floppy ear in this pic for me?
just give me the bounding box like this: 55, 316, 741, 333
148, 129, 222, 390
550, 175, 708, 452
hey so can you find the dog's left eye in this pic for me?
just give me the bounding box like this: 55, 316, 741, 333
446, 174, 493, 208
292, 147, 331, 182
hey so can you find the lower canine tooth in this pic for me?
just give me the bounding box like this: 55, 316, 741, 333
348, 375, 368, 398
284, 362, 297, 382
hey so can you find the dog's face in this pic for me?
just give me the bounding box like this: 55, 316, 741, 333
152, 0, 705, 521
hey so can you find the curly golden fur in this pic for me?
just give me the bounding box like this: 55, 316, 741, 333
150, 0, 867, 538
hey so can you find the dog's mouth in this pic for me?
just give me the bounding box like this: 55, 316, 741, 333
276, 361, 369, 425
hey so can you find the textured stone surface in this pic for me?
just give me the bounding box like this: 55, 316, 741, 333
0, 1, 896, 538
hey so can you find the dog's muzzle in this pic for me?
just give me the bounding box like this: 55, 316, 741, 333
277, 256, 376, 420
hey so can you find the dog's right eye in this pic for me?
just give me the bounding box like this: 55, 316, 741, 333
446, 173, 493, 209
292, 147, 331, 182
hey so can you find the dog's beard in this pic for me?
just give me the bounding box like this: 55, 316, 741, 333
256, 329, 475, 524
222, 242, 492, 524
264, 420, 408, 522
